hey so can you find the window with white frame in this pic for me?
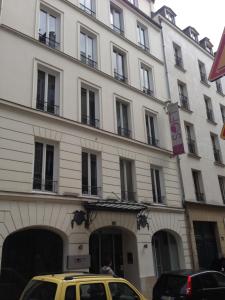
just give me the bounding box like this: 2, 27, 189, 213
33, 141, 57, 193
145, 112, 158, 146
211, 133, 222, 163
198, 61, 208, 83
140, 64, 154, 96
150, 166, 165, 204
216, 79, 223, 94
36, 67, 59, 115
204, 96, 214, 122
80, 29, 97, 68
81, 85, 99, 128
39, 7, 60, 49
113, 47, 127, 82
110, 3, 124, 35
192, 169, 205, 201
185, 123, 197, 155
173, 43, 183, 68
80, 0, 96, 16
82, 151, 100, 196
218, 176, 225, 204
137, 23, 149, 51
116, 100, 131, 138
120, 158, 135, 202
220, 105, 225, 123
178, 81, 189, 110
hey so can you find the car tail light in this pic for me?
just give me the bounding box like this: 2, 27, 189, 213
186, 276, 192, 296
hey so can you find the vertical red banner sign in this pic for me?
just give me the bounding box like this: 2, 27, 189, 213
168, 103, 185, 155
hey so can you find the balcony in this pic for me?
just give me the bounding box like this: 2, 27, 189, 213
213, 148, 222, 163
195, 192, 205, 202
175, 55, 183, 68
80, 53, 97, 69
118, 126, 132, 138
200, 71, 208, 84
82, 185, 101, 197
80, 3, 96, 17
111, 24, 124, 36
147, 135, 159, 147
114, 71, 127, 83
82, 115, 100, 128
33, 177, 58, 193
187, 138, 197, 155
121, 191, 136, 202
36, 100, 60, 115
138, 42, 149, 52
206, 108, 214, 122
179, 94, 189, 110
143, 87, 154, 96
39, 33, 60, 50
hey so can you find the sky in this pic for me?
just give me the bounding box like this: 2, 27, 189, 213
153, 0, 225, 51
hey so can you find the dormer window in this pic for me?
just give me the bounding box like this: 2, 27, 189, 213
165, 9, 175, 24
183, 26, 199, 42
190, 30, 198, 42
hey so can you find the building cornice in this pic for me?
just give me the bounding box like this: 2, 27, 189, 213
185, 200, 225, 210
0, 97, 173, 157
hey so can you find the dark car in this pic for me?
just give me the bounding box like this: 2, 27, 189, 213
153, 269, 225, 300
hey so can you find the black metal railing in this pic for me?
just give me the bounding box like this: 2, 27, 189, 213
147, 135, 159, 147
153, 195, 165, 204
81, 115, 100, 128
118, 126, 132, 138
216, 81, 223, 94
206, 108, 214, 122
200, 71, 208, 83
195, 192, 205, 202
121, 191, 136, 202
143, 87, 154, 96
39, 33, 60, 49
79, 3, 96, 16
187, 138, 197, 154
111, 24, 124, 35
138, 42, 149, 52
82, 185, 101, 196
80, 53, 98, 69
213, 148, 222, 163
175, 55, 183, 68
36, 100, 60, 115
179, 94, 189, 110
114, 71, 127, 83
33, 177, 58, 193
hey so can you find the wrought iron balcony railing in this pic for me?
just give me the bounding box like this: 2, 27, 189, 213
143, 87, 154, 96
81, 115, 100, 128
121, 191, 136, 202
138, 42, 149, 52
82, 185, 101, 196
118, 126, 132, 138
179, 94, 189, 110
36, 100, 60, 115
153, 195, 165, 204
187, 138, 197, 155
111, 24, 124, 35
195, 192, 205, 202
39, 33, 60, 49
33, 177, 58, 193
80, 53, 98, 69
79, 3, 96, 16
114, 71, 127, 83
147, 135, 159, 147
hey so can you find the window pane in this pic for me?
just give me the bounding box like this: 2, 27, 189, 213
89, 90, 95, 126
143, 69, 149, 89
65, 286, 76, 300
113, 51, 117, 73
82, 152, 88, 194
126, 161, 133, 201
116, 101, 121, 132
80, 32, 86, 55
122, 103, 128, 131
47, 74, 56, 113
117, 53, 124, 76
39, 10, 47, 35
155, 169, 162, 202
109, 283, 139, 300
49, 15, 56, 42
33, 142, 43, 190
45, 145, 54, 191
87, 36, 93, 59
151, 168, 156, 202
120, 160, 125, 199
81, 88, 87, 124
37, 70, 45, 110
113, 10, 121, 30
80, 283, 107, 300
20, 280, 57, 300
149, 116, 156, 141
91, 154, 97, 195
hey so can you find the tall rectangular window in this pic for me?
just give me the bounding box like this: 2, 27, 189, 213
211, 134, 222, 163
80, 30, 97, 68
36, 69, 59, 115
113, 48, 127, 82
82, 151, 100, 196
137, 23, 148, 51
173, 43, 183, 68
81, 86, 99, 128
33, 141, 57, 192
140, 65, 154, 96
120, 159, 135, 202
192, 170, 204, 202
116, 100, 131, 138
151, 166, 164, 204
185, 123, 197, 155
145, 112, 158, 146
218, 176, 225, 204
220, 105, 225, 123
204, 96, 214, 122
178, 81, 189, 110
39, 8, 60, 49
216, 79, 223, 94
198, 61, 208, 84
80, 0, 96, 16
110, 4, 123, 35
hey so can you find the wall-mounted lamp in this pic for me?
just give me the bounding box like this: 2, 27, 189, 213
143, 244, 148, 249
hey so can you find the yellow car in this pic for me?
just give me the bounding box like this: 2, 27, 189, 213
19, 273, 147, 300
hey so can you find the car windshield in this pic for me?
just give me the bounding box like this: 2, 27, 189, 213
20, 279, 57, 300
162, 275, 187, 295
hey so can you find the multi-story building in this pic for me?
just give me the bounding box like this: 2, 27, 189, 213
0, 0, 191, 298
154, 5, 225, 272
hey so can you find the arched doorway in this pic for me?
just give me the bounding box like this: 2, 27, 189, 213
89, 227, 139, 287
152, 230, 180, 277
1, 228, 63, 300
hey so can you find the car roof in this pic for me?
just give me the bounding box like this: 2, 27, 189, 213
161, 269, 225, 277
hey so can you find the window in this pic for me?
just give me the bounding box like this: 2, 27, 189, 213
39, 7, 60, 49
190, 29, 198, 42
109, 283, 139, 300
151, 166, 164, 204
36, 68, 59, 115
116, 100, 131, 138
113, 48, 127, 82
33, 141, 57, 193
140, 64, 154, 96
192, 170, 204, 201
198, 61, 208, 83
127, 0, 138, 6
137, 23, 149, 51
220, 105, 225, 123
185, 123, 197, 155
218, 176, 225, 204
178, 81, 189, 110
82, 151, 100, 196
110, 3, 124, 35
173, 43, 183, 68
216, 79, 223, 94
65, 286, 76, 300
145, 112, 158, 146
80, 284, 106, 300
204, 96, 214, 122
80, 30, 97, 68
21, 280, 57, 300
211, 134, 222, 163
80, 0, 96, 16
165, 9, 175, 24
120, 158, 135, 202
81, 86, 99, 128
